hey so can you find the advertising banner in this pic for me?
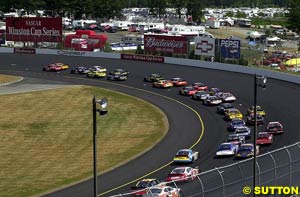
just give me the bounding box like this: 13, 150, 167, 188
6, 17, 62, 42
194, 37, 215, 56
219, 39, 241, 59
121, 54, 164, 63
14, 48, 36, 54
144, 34, 188, 54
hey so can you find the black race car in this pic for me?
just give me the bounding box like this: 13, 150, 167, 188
70, 66, 90, 74
217, 103, 235, 114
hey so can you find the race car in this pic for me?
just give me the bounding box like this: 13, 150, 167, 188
90, 65, 107, 72
109, 68, 129, 76
144, 74, 164, 82
70, 66, 90, 74
266, 121, 284, 135
86, 70, 106, 78
107, 73, 127, 81
247, 105, 266, 116
246, 113, 264, 125
192, 90, 209, 101
217, 103, 235, 114
171, 77, 188, 86
203, 96, 222, 105
192, 82, 208, 91
43, 62, 69, 71
143, 186, 182, 197
209, 87, 223, 97
234, 126, 251, 139
226, 133, 245, 146
224, 108, 243, 120
131, 179, 163, 195
227, 118, 246, 131
216, 142, 239, 157
221, 92, 237, 102
153, 80, 173, 88
179, 86, 198, 96
256, 132, 273, 145
173, 149, 199, 164
166, 166, 199, 182
236, 143, 260, 159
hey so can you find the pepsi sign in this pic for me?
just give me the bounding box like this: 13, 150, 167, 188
219, 39, 240, 59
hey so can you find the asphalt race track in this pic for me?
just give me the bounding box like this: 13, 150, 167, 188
1, 53, 300, 197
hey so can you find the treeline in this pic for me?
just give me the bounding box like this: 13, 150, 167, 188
0, 0, 294, 20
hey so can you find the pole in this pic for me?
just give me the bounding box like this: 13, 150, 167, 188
253, 74, 257, 196
93, 96, 98, 197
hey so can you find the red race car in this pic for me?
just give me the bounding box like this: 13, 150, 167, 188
171, 77, 188, 86
256, 132, 273, 145
43, 63, 69, 72
179, 86, 198, 96
192, 82, 208, 91
166, 166, 199, 182
266, 121, 284, 135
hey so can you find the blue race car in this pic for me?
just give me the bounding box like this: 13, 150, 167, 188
216, 142, 239, 157
236, 143, 259, 159
173, 149, 199, 164
227, 118, 245, 131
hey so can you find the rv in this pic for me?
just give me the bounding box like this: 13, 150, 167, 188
168, 25, 205, 36
237, 18, 251, 27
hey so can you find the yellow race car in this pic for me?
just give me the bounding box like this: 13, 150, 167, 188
247, 105, 266, 116
55, 62, 69, 70
86, 70, 106, 78
224, 108, 243, 120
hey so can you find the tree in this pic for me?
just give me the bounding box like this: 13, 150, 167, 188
286, 0, 300, 34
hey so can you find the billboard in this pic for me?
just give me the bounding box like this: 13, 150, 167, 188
144, 34, 188, 54
6, 17, 62, 42
219, 39, 241, 59
194, 37, 215, 56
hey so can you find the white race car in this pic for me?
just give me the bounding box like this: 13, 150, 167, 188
166, 166, 199, 182
90, 65, 107, 72
221, 92, 237, 102
216, 142, 239, 157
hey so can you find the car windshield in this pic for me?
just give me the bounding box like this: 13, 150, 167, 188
172, 168, 185, 174
232, 120, 243, 124
240, 145, 252, 151
148, 188, 162, 194
223, 103, 233, 108
197, 91, 206, 95
136, 180, 150, 188
176, 150, 189, 156
268, 124, 280, 129
219, 144, 231, 150
235, 128, 247, 133
258, 133, 269, 138
227, 135, 238, 140
185, 87, 193, 91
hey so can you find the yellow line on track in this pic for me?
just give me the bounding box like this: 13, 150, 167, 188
62, 75, 205, 197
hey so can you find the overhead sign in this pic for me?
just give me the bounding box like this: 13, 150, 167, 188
6, 17, 62, 42
144, 34, 188, 54
194, 37, 215, 56
219, 39, 241, 59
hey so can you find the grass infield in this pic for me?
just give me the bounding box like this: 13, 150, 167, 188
0, 74, 22, 85
0, 85, 168, 197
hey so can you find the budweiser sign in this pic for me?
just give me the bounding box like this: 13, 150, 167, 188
121, 54, 164, 63
144, 35, 188, 54
6, 17, 62, 42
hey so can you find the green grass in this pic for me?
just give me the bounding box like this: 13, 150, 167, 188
0, 85, 168, 197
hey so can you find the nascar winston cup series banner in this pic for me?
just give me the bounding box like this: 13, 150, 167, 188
6, 17, 63, 42
219, 39, 241, 59
194, 37, 215, 56
144, 34, 188, 54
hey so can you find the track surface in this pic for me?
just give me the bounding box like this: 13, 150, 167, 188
1, 54, 300, 196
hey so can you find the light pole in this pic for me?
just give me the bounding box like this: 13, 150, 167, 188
93, 96, 108, 197
253, 74, 267, 196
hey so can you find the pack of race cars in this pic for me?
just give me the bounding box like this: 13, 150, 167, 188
43, 65, 284, 195
43, 63, 129, 81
